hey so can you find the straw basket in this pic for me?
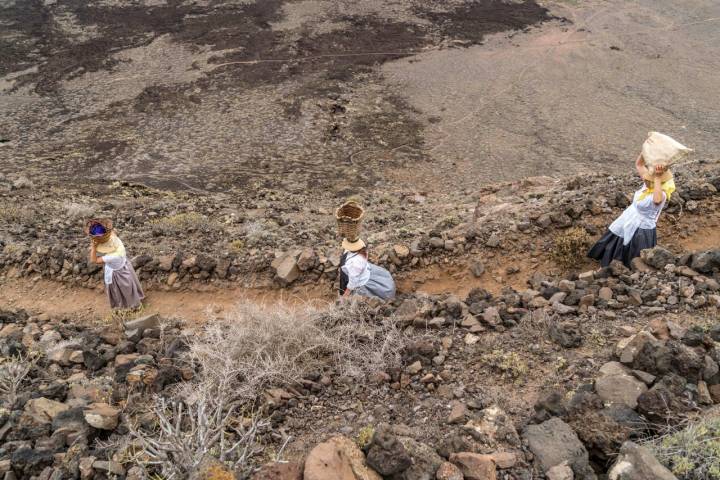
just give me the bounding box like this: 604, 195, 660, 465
335, 201, 364, 241
85, 218, 113, 244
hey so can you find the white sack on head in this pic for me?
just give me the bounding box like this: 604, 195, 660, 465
641, 131, 692, 168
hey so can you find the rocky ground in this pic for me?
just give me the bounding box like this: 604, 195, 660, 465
2, 0, 720, 479
2, 242, 720, 479
1, 162, 719, 296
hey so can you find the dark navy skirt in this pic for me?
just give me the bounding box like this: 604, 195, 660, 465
588, 228, 657, 268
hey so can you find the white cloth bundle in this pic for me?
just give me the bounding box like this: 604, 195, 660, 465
641, 132, 692, 168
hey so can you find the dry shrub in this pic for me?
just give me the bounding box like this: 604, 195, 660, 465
0, 353, 36, 407
551, 226, 591, 269
151, 212, 214, 234
64, 201, 96, 220
242, 220, 273, 247
128, 395, 266, 479
183, 300, 406, 402
128, 300, 404, 478
0, 205, 33, 224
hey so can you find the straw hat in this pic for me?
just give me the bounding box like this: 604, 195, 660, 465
342, 238, 366, 252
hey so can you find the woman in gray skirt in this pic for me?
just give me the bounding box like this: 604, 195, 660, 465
88, 222, 144, 311
339, 238, 395, 301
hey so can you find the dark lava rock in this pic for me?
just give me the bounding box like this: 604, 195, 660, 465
34, 382, 68, 402
436, 434, 475, 459
637, 374, 691, 423
83, 350, 107, 371
466, 288, 492, 305
549, 321, 583, 348
640, 246, 676, 269
404, 339, 438, 365
524, 417, 596, 479
151, 366, 183, 392
570, 405, 648, 461
11, 447, 54, 477
533, 390, 568, 423
690, 250, 720, 273
366, 430, 413, 476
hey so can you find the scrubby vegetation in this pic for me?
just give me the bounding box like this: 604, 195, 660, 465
125, 300, 406, 477
550, 226, 592, 269
481, 349, 529, 382
647, 416, 720, 479
0, 205, 33, 224
150, 212, 216, 234
0, 353, 36, 407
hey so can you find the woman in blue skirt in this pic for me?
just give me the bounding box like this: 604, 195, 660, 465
588, 154, 675, 268
338, 238, 396, 301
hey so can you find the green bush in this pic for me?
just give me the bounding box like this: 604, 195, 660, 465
645, 416, 720, 479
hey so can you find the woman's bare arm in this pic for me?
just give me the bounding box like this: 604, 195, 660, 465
89, 242, 104, 265
652, 165, 665, 204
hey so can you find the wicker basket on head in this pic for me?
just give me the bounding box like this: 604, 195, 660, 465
335, 201, 364, 241
84, 218, 113, 244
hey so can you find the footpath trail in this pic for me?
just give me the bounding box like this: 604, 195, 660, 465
0, 278, 334, 324
1, 222, 717, 323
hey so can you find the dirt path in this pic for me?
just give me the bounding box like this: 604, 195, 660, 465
0, 278, 334, 324
1, 221, 717, 323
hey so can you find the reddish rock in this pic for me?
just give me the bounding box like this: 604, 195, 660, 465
449, 452, 496, 480
436, 461, 463, 480
304, 436, 381, 480
489, 451, 518, 469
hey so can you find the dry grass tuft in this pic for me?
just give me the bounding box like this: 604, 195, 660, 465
64, 201, 96, 220
0, 205, 33, 224
151, 212, 215, 234
551, 226, 591, 269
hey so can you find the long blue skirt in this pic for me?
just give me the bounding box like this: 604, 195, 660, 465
354, 263, 396, 300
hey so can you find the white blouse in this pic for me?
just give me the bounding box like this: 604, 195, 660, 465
342, 251, 371, 290
609, 185, 666, 245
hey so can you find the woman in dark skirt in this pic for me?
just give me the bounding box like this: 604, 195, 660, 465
588, 154, 675, 268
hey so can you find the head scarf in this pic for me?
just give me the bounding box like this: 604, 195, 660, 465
89, 224, 107, 236
638, 178, 676, 202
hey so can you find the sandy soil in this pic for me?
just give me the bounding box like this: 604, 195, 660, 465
1, 0, 717, 199
1, 0, 719, 320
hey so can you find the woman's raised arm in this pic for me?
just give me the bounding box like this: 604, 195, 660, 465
635, 153, 646, 179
